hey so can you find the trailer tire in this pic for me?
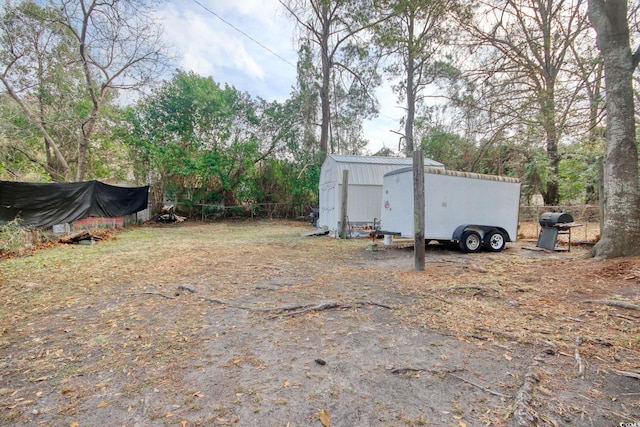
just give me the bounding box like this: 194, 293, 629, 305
459, 230, 482, 253
484, 229, 506, 252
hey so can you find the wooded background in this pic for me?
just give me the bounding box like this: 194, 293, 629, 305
0, 0, 638, 256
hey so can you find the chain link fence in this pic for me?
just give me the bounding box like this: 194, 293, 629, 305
152, 202, 310, 221
151, 201, 601, 242
518, 205, 600, 242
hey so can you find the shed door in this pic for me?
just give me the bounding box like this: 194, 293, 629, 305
319, 183, 336, 229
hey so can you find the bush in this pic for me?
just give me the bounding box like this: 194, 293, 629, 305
0, 218, 27, 253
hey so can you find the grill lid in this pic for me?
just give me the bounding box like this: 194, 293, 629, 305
539, 212, 574, 227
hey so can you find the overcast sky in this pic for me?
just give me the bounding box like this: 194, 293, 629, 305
154, 0, 403, 154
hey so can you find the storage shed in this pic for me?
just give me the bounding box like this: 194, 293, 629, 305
318, 155, 444, 235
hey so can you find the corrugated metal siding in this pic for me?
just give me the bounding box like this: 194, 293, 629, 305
323, 155, 444, 186
318, 155, 445, 231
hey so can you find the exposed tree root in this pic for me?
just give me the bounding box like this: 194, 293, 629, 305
390, 367, 463, 376
513, 340, 557, 427
447, 285, 484, 292
390, 367, 510, 398
134, 290, 392, 319
177, 284, 196, 293
199, 296, 229, 305
450, 373, 512, 398
265, 301, 392, 319
137, 292, 175, 299
446, 285, 500, 297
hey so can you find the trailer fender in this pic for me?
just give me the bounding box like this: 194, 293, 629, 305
452, 225, 512, 242
452, 224, 471, 242
489, 227, 511, 242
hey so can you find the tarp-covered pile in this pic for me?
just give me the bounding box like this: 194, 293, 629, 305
0, 180, 149, 228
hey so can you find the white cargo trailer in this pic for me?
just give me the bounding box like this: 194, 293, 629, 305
380, 167, 521, 252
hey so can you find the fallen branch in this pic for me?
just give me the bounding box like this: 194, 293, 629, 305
134, 292, 392, 317
611, 369, 640, 380
584, 300, 640, 311
446, 286, 500, 297
59, 230, 101, 244
137, 292, 175, 299
449, 373, 512, 398
390, 368, 510, 398
391, 367, 463, 376
267, 301, 341, 319
358, 301, 393, 310
266, 301, 392, 319
177, 285, 196, 293
612, 313, 638, 322
447, 285, 483, 292
199, 296, 229, 305
246, 303, 315, 312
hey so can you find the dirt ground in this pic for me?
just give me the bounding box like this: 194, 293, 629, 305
0, 220, 639, 427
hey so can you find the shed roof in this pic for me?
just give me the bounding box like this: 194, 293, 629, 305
321, 155, 443, 186
386, 167, 521, 183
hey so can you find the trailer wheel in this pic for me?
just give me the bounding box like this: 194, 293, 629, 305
484, 229, 506, 252
459, 230, 482, 253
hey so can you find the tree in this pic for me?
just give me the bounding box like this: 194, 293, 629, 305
419, 125, 476, 170
291, 43, 320, 152
282, 0, 380, 156
374, 0, 462, 156
0, 0, 167, 182
458, 0, 592, 204
587, 0, 640, 257
124, 71, 297, 212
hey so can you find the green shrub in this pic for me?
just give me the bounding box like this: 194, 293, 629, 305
0, 218, 26, 253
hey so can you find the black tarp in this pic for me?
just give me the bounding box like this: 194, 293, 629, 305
0, 180, 149, 228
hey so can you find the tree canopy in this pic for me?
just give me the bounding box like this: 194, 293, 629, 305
0, 0, 167, 182
1, 0, 639, 258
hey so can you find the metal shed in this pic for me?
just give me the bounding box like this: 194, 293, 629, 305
318, 155, 444, 235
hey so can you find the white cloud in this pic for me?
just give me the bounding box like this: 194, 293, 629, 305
158, 5, 265, 78
155, 0, 296, 99
154, 0, 403, 153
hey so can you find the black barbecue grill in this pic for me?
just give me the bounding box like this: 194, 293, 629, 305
536, 211, 575, 251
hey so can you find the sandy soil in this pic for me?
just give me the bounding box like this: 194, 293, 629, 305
0, 221, 638, 427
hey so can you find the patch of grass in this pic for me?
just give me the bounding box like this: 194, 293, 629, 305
399, 413, 428, 425
1, 410, 21, 423
451, 400, 464, 416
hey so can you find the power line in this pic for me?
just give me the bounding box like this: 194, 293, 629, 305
191, 0, 297, 69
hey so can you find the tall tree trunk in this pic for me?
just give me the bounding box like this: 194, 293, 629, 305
586, 62, 604, 204
76, 109, 99, 182
319, 3, 331, 156
404, 63, 416, 155
588, 0, 640, 257
542, 88, 560, 205
404, 12, 416, 155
